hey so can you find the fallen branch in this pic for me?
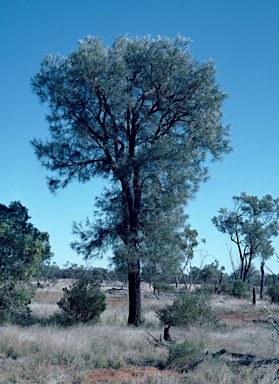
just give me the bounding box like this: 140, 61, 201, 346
141, 289, 159, 300
147, 331, 169, 348
181, 349, 226, 372
180, 349, 279, 372
228, 357, 279, 367
106, 287, 127, 293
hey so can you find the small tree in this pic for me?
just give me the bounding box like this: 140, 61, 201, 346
212, 193, 279, 282
175, 227, 198, 289
57, 278, 106, 323
232, 279, 247, 298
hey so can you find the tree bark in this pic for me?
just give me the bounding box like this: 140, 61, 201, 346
260, 261, 265, 299
128, 259, 141, 326
252, 286, 256, 305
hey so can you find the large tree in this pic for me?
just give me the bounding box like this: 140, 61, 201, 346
31, 35, 231, 325
0, 201, 52, 322
212, 192, 279, 283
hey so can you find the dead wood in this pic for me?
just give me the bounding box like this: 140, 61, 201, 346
141, 288, 159, 299
227, 357, 279, 367
179, 349, 279, 372
147, 331, 169, 348
210, 349, 279, 368
181, 349, 226, 372
106, 287, 127, 293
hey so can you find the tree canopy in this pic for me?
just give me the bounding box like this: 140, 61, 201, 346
31, 35, 231, 325
212, 192, 279, 282
0, 201, 52, 322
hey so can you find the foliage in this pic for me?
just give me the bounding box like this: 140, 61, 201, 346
57, 278, 106, 323
165, 339, 204, 371
267, 282, 279, 303
233, 263, 258, 290
156, 293, 216, 327
232, 279, 247, 298
220, 282, 231, 294
31, 34, 231, 325
199, 261, 224, 285
195, 284, 216, 295
0, 201, 52, 323
152, 282, 175, 294
0, 282, 35, 324
212, 193, 279, 282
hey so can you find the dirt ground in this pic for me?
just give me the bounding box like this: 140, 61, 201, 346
86, 367, 180, 383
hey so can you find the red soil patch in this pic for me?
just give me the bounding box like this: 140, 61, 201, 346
86, 367, 179, 383
218, 312, 264, 324
106, 296, 127, 308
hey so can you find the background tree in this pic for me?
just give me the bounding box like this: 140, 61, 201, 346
212, 193, 279, 283
31, 35, 231, 325
174, 227, 198, 289
0, 201, 52, 323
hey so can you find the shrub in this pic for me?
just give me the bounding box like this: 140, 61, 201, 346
57, 278, 106, 324
194, 284, 215, 295
156, 293, 216, 328
267, 282, 279, 303
166, 339, 204, 371
0, 282, 35, 324
220, 282, 231, 294
232, 279, 247, 298
153, 282, 175, 294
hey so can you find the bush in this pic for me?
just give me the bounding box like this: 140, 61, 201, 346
156, 293, 216, 328
267, 282, 279, 303
57, 278, 106, 324
0, 282, 35, 324
153, 282, 175, 294
194, 284, 215, 295
166, 339, 204, 371
232, 279, 247, 298
220, 282, 231, 294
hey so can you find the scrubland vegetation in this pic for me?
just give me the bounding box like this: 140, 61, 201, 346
1, 281, 279, 383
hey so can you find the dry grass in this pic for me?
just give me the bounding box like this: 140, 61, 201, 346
1, 283, 279, 383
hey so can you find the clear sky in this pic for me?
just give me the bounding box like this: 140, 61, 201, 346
1, 0, 279, 274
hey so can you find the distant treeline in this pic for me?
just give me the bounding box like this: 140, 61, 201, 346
42, 261, 279, 289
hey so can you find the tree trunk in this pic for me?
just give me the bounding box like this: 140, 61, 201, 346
128, 259, 141, 326
260, 261, 265, 299
252, 286, 256, 305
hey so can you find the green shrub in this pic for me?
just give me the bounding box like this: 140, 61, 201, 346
0, 282, 35, 324
194, 284, 215, 295
232, 279, 247, 298
156, 293, 216, 328
166, 339, 204, 371
220, 282, 231, 294
267, 282, 279, 303
153, 282, 175, 294
57, 278, 106, 324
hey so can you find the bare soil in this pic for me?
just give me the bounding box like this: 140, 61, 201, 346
86, 367, 180, 383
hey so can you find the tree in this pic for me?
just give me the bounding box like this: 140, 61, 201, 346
175, 227, 198, 289
212, 193, 279, 283
0, 201, 52, 322
31, 35, 231, 325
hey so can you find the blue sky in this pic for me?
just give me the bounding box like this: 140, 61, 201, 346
1, 0, 279, 274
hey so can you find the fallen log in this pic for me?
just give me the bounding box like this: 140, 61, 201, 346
228, 357, 279, 367
180, 349, 279, 372
106, 287, 127, 293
